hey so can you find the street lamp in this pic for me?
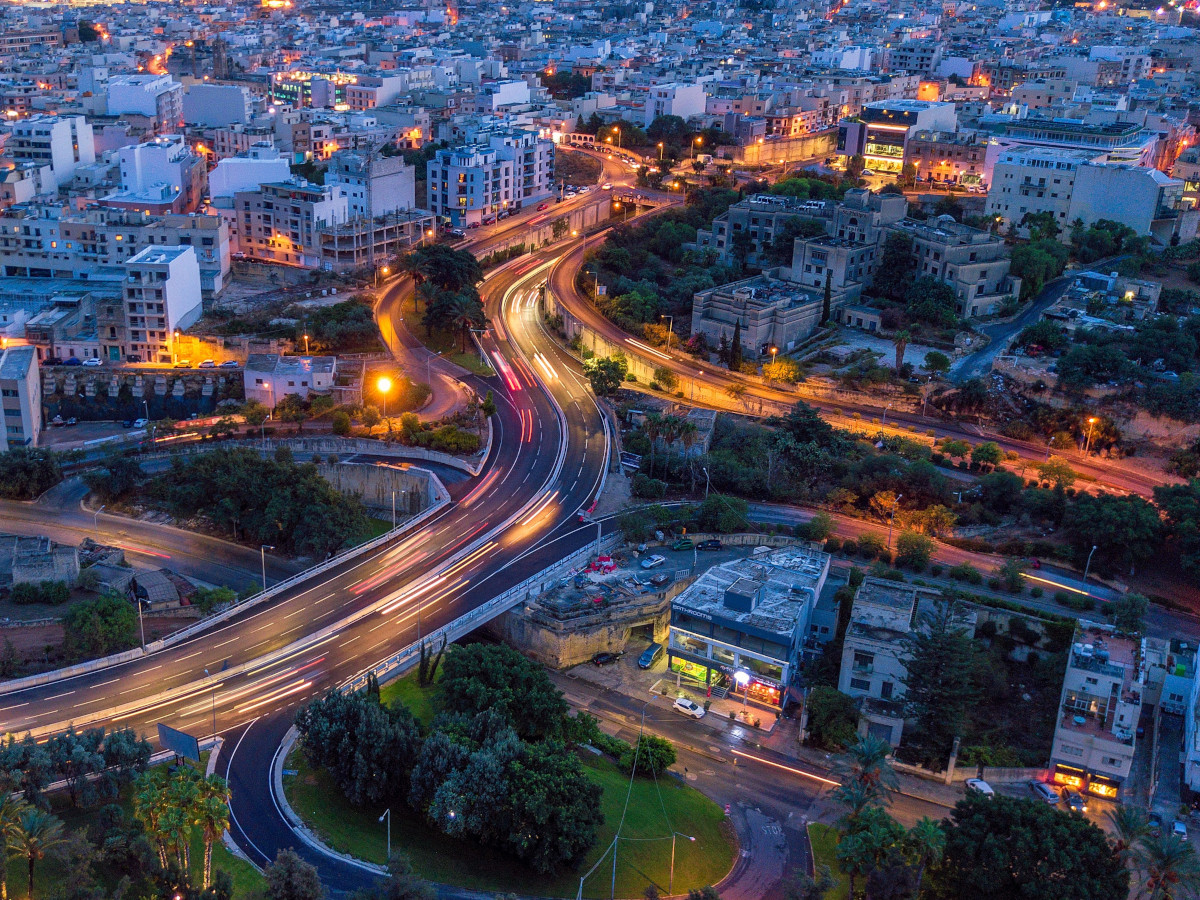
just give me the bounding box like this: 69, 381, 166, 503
769, 345, 778, 367
660, 314, 674, 351
702, 466, 710, 499
1083, 544, 1098, 584
376, 265, 390, 286
887, 494, 903, 551
377, 375, 393, 419
692, 136, 702, 159
734, 670, 750, 712
260, 545, 274, 592
882, 401, 893, 427
614, 126, 621, 149
1084, 416, 1098, 456
657, 142, 664, 160
93, 504, 105, 530
303, 333, 310, 354
669, 832, 696, 894
378, 808, 391, 859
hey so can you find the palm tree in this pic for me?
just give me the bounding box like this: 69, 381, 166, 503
12, 809, 65, 900
132, 769, 171, 869
893, 329, 911, 372
905, 817, 945, 897
1137, 832, 1200, 900
836, 735, 899, 796
832, 779, 878, 829
195, 776, 231, 889
0, 793, 28, 900
1108, 804, 1150, 865
448, 295, 483, 353
643, 412, 664, 478
677, 420, 700, 490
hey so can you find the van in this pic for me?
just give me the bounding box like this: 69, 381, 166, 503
638, 642, 664, 669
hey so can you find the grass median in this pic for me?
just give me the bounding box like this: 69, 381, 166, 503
807, 822, 850, 900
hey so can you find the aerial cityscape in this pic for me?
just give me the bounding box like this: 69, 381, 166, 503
0, 0, 1199, 897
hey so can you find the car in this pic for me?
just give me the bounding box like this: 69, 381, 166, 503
697, 539, 722, 551
65, 417, 77, 427
1062, 789, 1088, 813
672, 538, 694, 551
1149, 811, 1163, 836
638, 642, 664, 669
174, 360, 191, 368
640, 554, 666, 569
602, 182, 613, 190
466, 221, 480, 229
49, 415, 64, 427
537, 203, 549, 211
449, 228, 465, 238
672, 697, 706, 719
860, 168, 876, 177
132, 417, 149, 428
1029, 782, 1059, 804
965, 778, 995, 797
42, 356, 62, 366
1174, 821, 1189, 841
220, 360, 239, 368
591, 651, 623, 666
63, 357, 82, 366
125, 354, 142, 363
82, 357, 102, 366
198, 359, 215, 368
121, 420, 134, 429
649, 573, 671, 587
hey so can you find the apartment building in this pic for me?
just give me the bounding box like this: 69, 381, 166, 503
103, 135, 207, 215
695, 194, 833, 262
0, 28, 62, 55
0, 343, 39, 450
1068, 164, 1185, 238
838, 578, 960, 745
1050, 623, 1146, 800
106, 245, 203, 364
838, 100, 958, 176
668, 546, 830, 709
886, 42, 944, 75
992, 117, 1156, 166
3, 115, 97, 192
107, 75, 184, 135
318, 209, 435, 273
182, 83, 255, 128
643, 82, 707, 127
889, 218, 1021, 318
326, 151, 417, 218
985, 145, 1100, 231
1173, 145, 1200, 208
426, 129, 553, 226
691, 274, 833, 357
210, 125, 277, 161
233, 180, 350, 267
902, 130, 993, 188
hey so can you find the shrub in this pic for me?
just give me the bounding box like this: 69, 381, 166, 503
894, 531, 934, 570
988, 578, 1003, 591
930, 564, 943, 577
631, 474, 667, 499
825, 537, 842, 554
331, 411, 351, 435
877, 549, 892, 564
841, 540, 858, 556
9, 580, 70, 605
1030, 586, 1044, 598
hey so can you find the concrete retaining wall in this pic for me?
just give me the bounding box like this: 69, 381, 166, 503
315, 461, 436, 515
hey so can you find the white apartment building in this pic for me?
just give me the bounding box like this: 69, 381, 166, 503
326, 152, 417, 218
107, 74, 184, 134
0, 344, 39, 450
985, 145, 1101, 231
243, 353, 337, 407
3, 115, 97, 192
1068, 164, 1185, 237
111, 245, 203, 364
1050, 623, 1145, 800
233, 179, 349, 267
426, 130, 553, 227
208, 144, 292, 200
182, 83, 254, 127
837, 578, 958, 746
108, 135, 207, 214
643, 82, 707, 127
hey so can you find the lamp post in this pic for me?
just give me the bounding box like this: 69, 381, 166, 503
702, 466, 710, 499
887, 493, 903, 551
692, 136, 702, 160
93, 504, 105, 531
136, 596, 145, 649
882, 401, 893, 427
260, 544, 274, 592
657, 142, 664, 161
660, 314, 674, 350
769, 345, 778, 372
1084, 416, 1098, 456
734, 670, 750, 713
303, 333, 310, 354
669, 833, 696, 895
203, 667, 217, 739
375, 265, 391, 287
378, 809, 391, 860
377, 375, 393, 420
614, 126, 621, 150
1083, 544, 1098, 584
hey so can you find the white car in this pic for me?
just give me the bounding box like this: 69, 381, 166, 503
1174, 821, 1189, 841
132, 417, 149, 428
672, 697, 705, 719
640, 554, 666, 570
965, 778, 995, 797
83, 357, 103, 367
602, 182, 613, 191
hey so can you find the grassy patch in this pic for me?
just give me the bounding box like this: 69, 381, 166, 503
406, 295, 495, 377
378, 666, 443, 730
361, 517, 396, 542
807, 823, 850, 900
284, 748, 736, 899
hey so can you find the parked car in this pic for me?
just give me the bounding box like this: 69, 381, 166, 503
63, 357, 82, 366
602, 182, 613, 190
42, 356, 62, 366
126, 354, 142, 363
1062, 789, 1088, 813
649, 573, 671, 587
672, 697, 705, 719
121, 420, 134, 428
537, 203, 549, 210
132, 417, 148, 429
1174, 821, 1189, 841
198, 359, 215, 368
591, 651, 623, 666
220, 360, 239, 368
1029, 782, 1059, 804
638, 642, 664, 669
449, 228, 465, 238
697, 539, 722, 551
65, 417, 77, 427
672, 538, 694, 551
82, 357, 102, 366
640, 554, 666, 569
965, 779, 995, 798
174, 360, 191, 368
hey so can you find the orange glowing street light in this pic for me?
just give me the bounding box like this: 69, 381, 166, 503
377, 375, 393, 418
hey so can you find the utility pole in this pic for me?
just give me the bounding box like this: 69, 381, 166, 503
887, 493, 903, 551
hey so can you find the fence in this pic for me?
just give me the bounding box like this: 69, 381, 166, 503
0, 478, 453, 696
342, 533, 623, 693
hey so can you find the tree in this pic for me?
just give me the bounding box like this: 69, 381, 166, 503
242, 400, 270, 428
784, 866, 834, 900
621, 734, 676, 776
1136, 832, 1200, 900
84, 453, 144, 503
872, 233, 916, 303
275, 393, 310, 433
797, 511, 835, 543
970, 442, 1003, 469
1055, 344, 1134, 392
295, 691, 421, 806
196, 775, 230, 889
0, 448, 63, 500
351, 853, 435, 900
822, 270, 833, 327
1106, 805, 1150, 867
1062, 493, 1161, 576
905, 277, 959, 329
835, 734, 898, 798
61, 593, 138, 661
1153, 480, 1200, 577
13, 807, 65, 900
805, 687, 858, 750
438, 644, 568, 740
1037, 456, 1077, 489
932, 794, 1128, 900
892, 330, 911, 371
1108, 592, 1149, 635
724, 382, 747, 410
0, 793, 28, 900
907, 817, 945, 898
729, 320, 743, 371
653, 366, 679, 392
331, 411, 351, 436
584, 355, 628, 397
923, 351, 950, 376
266, 848, 325, 900
870, 490, 900, 522
505, 740, 603, 873
900, 601, 983, 768
837, 806, 907, 900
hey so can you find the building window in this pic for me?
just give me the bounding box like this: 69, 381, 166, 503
881, 681, 894, 699
849, 677, 870, 692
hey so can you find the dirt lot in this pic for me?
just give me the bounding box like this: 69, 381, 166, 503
0, 613, 196, 675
